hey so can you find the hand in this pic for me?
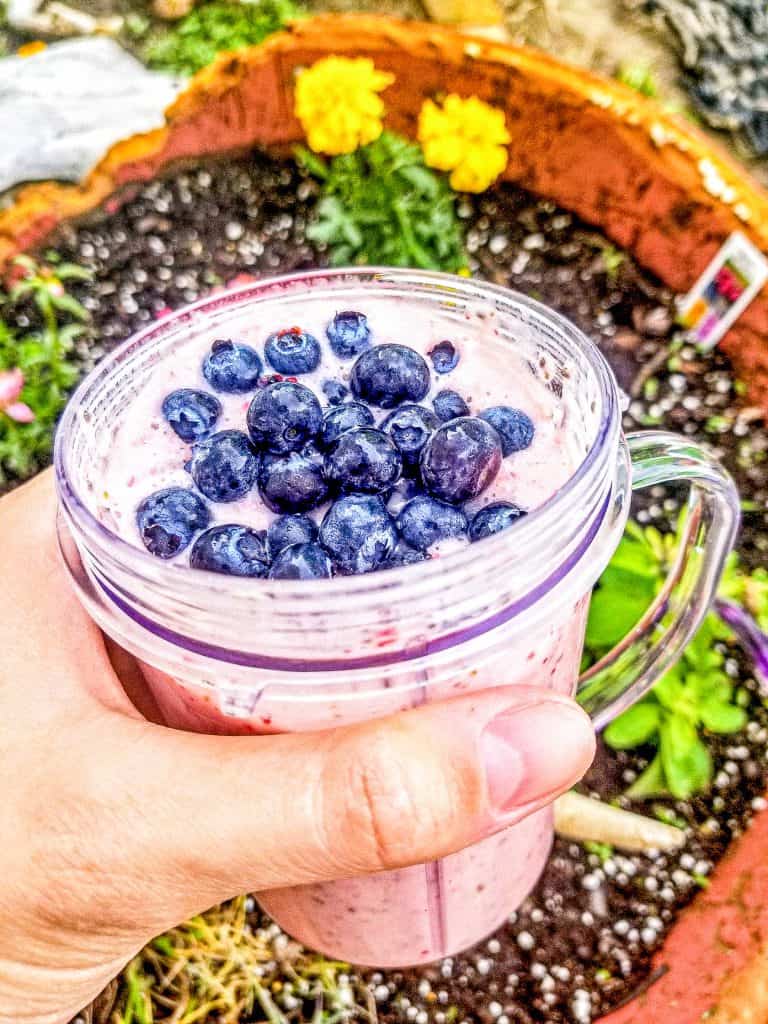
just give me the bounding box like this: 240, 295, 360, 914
0, 471, 595, 1024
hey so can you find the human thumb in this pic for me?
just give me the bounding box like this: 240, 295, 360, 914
90, 685, 594, 935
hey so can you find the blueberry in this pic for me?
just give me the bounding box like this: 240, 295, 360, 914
324, 428, 402, 495
319, 495, 398, 575
136, 487, 210, 559
479, 406, 535, 456
301, 440, 322, 460
385, 541, 428, 569
396, 495, 468, 552
267, 513, 318, 558
320, 402, 375, 449
381, 404, 439, 471
351, 345, 430, 408
190, 524, 270, 577
189, 430, 259, 503
469, 502, 527, 541
258, 450, 328, 514
433, 389, 469, 422
386, 475, 421, 516
428, 340, 459, 374
161, 388, 222, 443
326, 310, 371, 358
265, 328, 321, 374
247, 382, 322, 454
322, 379, 349, 405
420, 417, 502, 504
269, 542, 333, 580
202, 339, 262, 393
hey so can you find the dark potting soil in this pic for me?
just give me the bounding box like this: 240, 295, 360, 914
31, 149, 768, 1023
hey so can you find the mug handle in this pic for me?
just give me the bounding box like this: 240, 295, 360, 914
577, 431, 740, 731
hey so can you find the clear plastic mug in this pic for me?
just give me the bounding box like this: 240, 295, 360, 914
55, 269, 739, 967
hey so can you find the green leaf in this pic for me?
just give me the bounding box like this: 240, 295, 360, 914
700, 701, 747, 734
295, 146, 328, 180
585, 575, 656, 650
604, 701, 660, 749
626, 753, 667, 799
303, 132, 466, 273
54, 263, 93, 282
651, 665, 686, 710
602, 535, 661, 579
51, 294, 89, 322
660, 717, 712, 799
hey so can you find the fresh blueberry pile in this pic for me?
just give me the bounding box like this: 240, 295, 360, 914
136, 310, 534, 580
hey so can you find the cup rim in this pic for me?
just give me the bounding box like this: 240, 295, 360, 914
54, 266, 620, 599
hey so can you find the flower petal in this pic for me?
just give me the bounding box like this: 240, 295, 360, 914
0, 368, 24, 405
5, 401, 35, 423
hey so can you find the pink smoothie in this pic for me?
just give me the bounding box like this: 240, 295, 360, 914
84, 293, 586, 966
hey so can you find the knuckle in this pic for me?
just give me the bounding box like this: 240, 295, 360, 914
327, 726, 463, 874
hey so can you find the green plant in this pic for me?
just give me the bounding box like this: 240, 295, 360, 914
113, 897, 364, 1024
585, 521, 759, 800
616, 62, 659, 99
299, 132, 468, 273
599, 243, 625, 281
0, 256, 90, 484
145, 0, 301, 76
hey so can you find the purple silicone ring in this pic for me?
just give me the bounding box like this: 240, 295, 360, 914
99, 492, 609, 674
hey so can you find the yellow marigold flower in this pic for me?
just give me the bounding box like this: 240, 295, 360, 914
295, 56, 395, 156
418, 94, 511, 193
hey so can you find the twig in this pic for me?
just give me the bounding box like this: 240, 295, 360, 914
554, 791, 687, 852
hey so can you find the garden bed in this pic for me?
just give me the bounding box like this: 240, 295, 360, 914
10, 147, 760, 1024
0, 13, 765, 1024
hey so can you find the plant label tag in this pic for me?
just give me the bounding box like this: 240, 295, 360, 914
677, 231, 768, 350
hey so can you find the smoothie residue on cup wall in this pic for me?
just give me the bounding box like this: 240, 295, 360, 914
86, 295, 582, 573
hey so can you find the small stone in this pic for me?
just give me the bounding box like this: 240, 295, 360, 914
572, 989, 592, 1024
225, 221, 245, 241
523, 232, 546, 251
612, 329, 641, 352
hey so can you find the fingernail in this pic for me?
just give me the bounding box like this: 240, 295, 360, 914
481, 698, 594, 815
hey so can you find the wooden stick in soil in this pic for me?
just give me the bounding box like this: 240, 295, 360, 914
554, 791, 687, 853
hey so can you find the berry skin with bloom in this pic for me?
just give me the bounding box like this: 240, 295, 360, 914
295, 57, 394, 156
190, 525, 271, 578
418, 94, 511, 193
